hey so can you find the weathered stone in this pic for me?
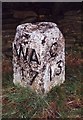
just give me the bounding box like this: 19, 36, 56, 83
12, 22, 65, 94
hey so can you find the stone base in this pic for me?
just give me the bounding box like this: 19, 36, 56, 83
13, 22, 65, 94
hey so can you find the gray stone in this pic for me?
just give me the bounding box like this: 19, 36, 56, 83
12, 22, 65, 94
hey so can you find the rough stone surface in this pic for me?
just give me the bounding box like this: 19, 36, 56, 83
12, 22, 65, 94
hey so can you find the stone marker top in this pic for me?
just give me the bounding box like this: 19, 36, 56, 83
14, 22, 60, 43
13, 22, 65, 94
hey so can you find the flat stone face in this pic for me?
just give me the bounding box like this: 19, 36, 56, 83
12, 22, 65, 94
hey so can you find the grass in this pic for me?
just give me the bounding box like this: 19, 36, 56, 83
2, 81, 48, 119
2, 64, 82, 119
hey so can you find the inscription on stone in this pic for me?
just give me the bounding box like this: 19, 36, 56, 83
13, 22, 65, 94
